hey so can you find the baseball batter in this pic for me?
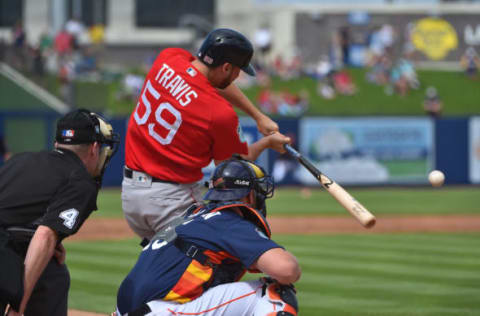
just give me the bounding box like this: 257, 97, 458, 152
116, 159, 300, 316
123, 28, 290, 240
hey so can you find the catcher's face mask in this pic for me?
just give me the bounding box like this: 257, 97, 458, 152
90, 113, 119, 178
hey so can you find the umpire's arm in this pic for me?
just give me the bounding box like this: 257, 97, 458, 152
10, 225, 58, 315
252, 248, 301, 285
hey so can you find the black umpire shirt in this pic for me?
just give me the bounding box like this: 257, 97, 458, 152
0, 148, 99, 241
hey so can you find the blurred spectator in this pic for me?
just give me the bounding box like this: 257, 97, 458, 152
65, 17, 86, 50
315, 55, 336, 99
402, 22, 416, 58
253, 24, 272, 68
31, 46, 45, 81
74, 46, 97, 75
367, 24, 395, 64
366, 53, 391, 86
339, 26, 351, 66
329, 32, 343, 70
89, 24, 106, 65
272, 55, 285, 77
11, 20, 26, 70
39, 31, 53, 53
38, 31, 56, 75
55, 27, 73, 59
338, 27, 351, 66
89, 24, 105, 45
269, 51, 303, 80
460, 47, 480, 79
257, 88, 309, 117
333, 69, 357, 96
423, 86, 442, 118
367, 25, 384, 60
378, 24, 395, 55
58, 60, 76, 107
389, 56, 419, 96
0, 134, 11, 166
257, 88, 277, 114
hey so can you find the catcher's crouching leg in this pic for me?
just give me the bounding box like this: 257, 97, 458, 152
255, 277, 298, 316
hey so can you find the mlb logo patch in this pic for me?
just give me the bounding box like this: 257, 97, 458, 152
186, 67, 197, 77
62, 129, 75, 137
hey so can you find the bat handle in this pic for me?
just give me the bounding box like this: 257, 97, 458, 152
284, 144, 301, 159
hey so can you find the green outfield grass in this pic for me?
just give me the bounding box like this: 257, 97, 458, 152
94, 186, 480, 218
65, 233, 480, 315
241, 68, 480, 117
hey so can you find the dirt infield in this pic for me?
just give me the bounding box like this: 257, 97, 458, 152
68, 215, 480, 315
69, 215, 480, 241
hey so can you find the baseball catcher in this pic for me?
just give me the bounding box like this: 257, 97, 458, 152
115, 158, 301, 315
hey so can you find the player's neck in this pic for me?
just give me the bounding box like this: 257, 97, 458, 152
191, 59, 211, 79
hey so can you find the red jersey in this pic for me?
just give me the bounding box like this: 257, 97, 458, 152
125, 48, 248, 183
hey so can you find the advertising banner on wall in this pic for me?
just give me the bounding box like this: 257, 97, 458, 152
297, 117, 434, 185
469, 117, 480, 183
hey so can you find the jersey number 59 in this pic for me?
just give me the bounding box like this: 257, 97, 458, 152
134, 80, 182, 145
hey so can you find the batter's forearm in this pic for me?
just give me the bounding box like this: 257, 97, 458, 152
242, 137, 270, 162
241, 132, 291, 161
217, 83, 262, 119
218, 83, 279, 136
17, 225, 58, 313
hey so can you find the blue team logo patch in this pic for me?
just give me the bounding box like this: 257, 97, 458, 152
62, 129, 75, 137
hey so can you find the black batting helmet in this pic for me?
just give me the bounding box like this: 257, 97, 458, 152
204, 158, 274, 215
197, 28, 256, 76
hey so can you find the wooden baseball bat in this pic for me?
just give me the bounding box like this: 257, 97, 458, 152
284, 144, 376, 228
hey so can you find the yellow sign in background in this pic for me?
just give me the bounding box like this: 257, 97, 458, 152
411, 17, 458, 60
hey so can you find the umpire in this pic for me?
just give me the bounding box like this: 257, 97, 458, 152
0, 109, 119, 316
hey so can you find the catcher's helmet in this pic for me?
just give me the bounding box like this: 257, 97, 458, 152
204, 158, 274, 215
197, 28, 256, 76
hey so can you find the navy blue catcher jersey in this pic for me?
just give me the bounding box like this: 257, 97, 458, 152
117, 205, 281, 314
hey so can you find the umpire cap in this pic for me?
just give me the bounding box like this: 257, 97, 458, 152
56, 109, 115, 145
197, 28, 256, 76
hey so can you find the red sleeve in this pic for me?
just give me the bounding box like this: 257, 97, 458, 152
210, 103, 249, 161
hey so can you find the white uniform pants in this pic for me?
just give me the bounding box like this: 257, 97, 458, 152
143, 280, 290, 316
121, 170, 203, 240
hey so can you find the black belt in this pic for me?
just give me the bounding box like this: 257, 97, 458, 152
5, 227, 35, 242
124, 167, 178, 184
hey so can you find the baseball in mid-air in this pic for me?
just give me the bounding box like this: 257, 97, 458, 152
428, 170, 445, 187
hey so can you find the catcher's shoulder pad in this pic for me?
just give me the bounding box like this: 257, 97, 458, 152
200, 201, 271, 238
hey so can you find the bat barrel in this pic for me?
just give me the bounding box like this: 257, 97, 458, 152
282, 144, 376, 229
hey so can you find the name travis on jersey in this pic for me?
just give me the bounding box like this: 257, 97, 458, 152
154, 63, 199, 107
